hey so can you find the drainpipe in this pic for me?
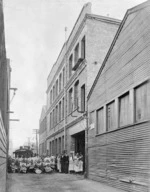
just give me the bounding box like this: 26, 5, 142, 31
64, 27, 68, 152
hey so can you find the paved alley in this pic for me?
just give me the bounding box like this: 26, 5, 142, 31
7, 173, 125, 192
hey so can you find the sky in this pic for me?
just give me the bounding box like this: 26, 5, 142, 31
3, 0, 146, 152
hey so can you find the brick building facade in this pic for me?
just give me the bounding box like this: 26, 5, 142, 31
44, 3, 120, 162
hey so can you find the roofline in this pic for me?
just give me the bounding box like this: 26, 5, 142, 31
46, 3, 121, 92
87, 13, 121, 25
87, 0, 149, 100
47, 2, 92, 82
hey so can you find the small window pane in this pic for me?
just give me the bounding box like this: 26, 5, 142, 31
107, 101, 115, 131
119, 93, 130, 127
97, 108, 104, 134
135, 83, 148, 122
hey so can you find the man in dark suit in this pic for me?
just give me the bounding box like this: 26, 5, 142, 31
60, 153, 65, 173
64, 151, 69, 174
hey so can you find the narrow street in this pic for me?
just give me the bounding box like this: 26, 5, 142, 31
7, 173, 124, 192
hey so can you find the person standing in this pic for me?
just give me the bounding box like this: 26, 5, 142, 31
64, 151, 69, 174
69, 152, 74, 173
74, 153, 80, 174
78, 153, 83, 174
57, 154, 61, 173
60, 153, 65, 173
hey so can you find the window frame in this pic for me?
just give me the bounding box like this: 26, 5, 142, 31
134, 81, 149, 123
74, 43, 79, 64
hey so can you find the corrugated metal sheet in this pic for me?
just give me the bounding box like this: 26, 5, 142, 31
88, 4, 150, 192
88, 122, 150, 192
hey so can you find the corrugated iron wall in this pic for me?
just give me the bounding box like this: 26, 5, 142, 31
88, 121, 150, 192
0, 112, 7, 192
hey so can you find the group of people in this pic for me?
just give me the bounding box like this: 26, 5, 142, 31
8, 151, 84, 175
56, 151, 84, 174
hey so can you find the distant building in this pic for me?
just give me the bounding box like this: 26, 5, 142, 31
39, 106, 47, 156
44, 3, 120, 161
87, 1, 150, 192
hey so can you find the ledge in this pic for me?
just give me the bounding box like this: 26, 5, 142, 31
72, 58, 84, 71
95, 120, 149, 137
119, 178, 148, 187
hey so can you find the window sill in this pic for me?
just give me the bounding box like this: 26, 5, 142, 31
95, 119, 149, 137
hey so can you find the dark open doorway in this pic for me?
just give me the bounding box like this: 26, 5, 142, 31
73, 130, 85, 156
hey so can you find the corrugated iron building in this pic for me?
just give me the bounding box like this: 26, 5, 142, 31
87, 1, 150, 192
45, 3, 120, 161
0, 1, 10, 192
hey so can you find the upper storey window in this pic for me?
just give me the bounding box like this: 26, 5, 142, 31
56, 79, 58, 97
69, 54, 73, 78
81, 36, 85, 59
59, 73, 62, 92
50, 90, 52, 104
74, 43, 79, 65
53, 85, 55, 101
63, 67, 65, 87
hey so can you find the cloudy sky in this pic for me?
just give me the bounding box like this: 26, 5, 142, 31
4, 0, 146, 152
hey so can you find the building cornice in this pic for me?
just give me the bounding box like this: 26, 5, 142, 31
46, 6, 121, 94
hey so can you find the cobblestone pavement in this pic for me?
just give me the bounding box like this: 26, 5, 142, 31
7, 173, 125, 192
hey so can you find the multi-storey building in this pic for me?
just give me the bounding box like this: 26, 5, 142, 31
39, 106, 47, 156
88, 1, 150, 192
45, 3, 120, 163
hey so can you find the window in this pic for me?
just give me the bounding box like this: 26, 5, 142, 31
56, 80, 58, 97
96, 107, 105, 134
53, 85, 55, 101
119, 92, 130, 127
62, 97, 64, 119
74, 80, 79, 109
81, 84, 85, 112
59, 73, 62, 92
63, 67, 65, 87
59, 101, 61, 122
50, 112, 52, 129
55, 139, 57, 154
74, 43, 79, 64
56, 105, 58, 124
49, 142, 51, 155
135, 82, 148, 122
52, 140, 54, 155
106, 101, 115, 131
50, 90, 52, 104
81, 36, 85, 59
89, 111, 95, 125
52, 109, 54, 127
69, 54, 73, 77
59, 137, 61, 154
62, 136, 64, 152
69, 88, 73, 113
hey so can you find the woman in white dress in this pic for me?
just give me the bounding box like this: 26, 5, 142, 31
57, 155, 61, 172
78, 153, 83, 174
69, 152, 74, 173
74, 153, 80, 173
